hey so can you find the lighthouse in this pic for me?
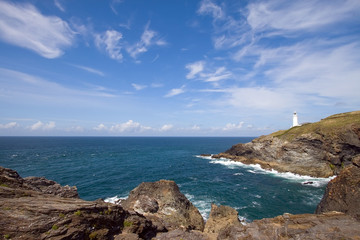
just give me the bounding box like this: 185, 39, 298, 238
292, 111, 300, 127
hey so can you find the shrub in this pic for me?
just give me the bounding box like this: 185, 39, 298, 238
123, 220, 133, 227
74, 210, 82, 216
52, 224, 59, 230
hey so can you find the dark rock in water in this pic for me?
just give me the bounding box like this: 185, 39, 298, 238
200, 154, 212, 157
316, 156, 360, 220
303, 181, 314, 185
213, 111, 360, 178
121, 180, 205, 232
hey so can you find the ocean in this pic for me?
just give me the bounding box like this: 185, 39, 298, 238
0, 137, 332, 221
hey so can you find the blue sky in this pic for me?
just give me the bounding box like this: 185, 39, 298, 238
0, 0, 359, 136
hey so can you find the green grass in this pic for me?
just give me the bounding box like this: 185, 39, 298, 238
74, 210, 82, 216
270, 111, 360, 141
52, 224, 59, 230
123, 220, 133, 227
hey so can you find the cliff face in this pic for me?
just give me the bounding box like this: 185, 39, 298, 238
316, 155, 360, 220
214, 111, 360, 177
1, 165, 360, 240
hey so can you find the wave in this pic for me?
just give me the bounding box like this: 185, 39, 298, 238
104, 195, 127, 204
197, 155, 335, 187
185, 193, 212, 220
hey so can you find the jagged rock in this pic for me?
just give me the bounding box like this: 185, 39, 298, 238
217, 212, 360, 240
154, 229, 209, 240
121, 180, 205, 232
204, 204, 241, 236
316, 159, 360, 220
0, 166, 158, 240
24, 176, 79, 198
213, 111, 360, 177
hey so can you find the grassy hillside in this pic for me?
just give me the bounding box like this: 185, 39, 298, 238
270, 111, 360, 141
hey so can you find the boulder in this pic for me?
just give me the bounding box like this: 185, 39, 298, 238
121, 180, 205, 232
204, 204, 241, 235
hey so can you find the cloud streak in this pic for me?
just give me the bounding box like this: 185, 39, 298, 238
0, 1, 74, 58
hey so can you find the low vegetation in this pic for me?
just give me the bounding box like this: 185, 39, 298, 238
270, 111, 360, 141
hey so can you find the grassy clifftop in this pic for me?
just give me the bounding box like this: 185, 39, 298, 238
269, 111, 360, 142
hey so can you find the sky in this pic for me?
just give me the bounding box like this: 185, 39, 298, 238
0, 0, 359, 136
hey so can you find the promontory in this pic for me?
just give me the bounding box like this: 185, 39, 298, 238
213, 111, 360, 178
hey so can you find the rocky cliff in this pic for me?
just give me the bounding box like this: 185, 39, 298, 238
213, 111, 360, 177
1, 164, 360, 239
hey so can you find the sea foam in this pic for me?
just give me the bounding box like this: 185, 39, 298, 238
197, 155, 335, 187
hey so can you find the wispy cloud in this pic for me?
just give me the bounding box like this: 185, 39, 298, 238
132, 83, 147, 91
198, 0, 224, 20
95, 30, 124, 61
0, 1, 74, 58
164, 85, 186, 98
126, 22, 167, 59
0, 68, 118, 108
186, 61, 205, 79
185, 61, 232, 83
0, 122, 18, 129
54, 0, 65, 12
72, 64, 105, 76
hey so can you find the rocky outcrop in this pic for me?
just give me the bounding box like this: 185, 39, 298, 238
0, 166, 158, 240
2, 164, 360, 239
120, 180, 205, 232
216, 211, 360, 240
204, 204, 242, 236
213, 111, 360, 177
316, 155, 360, 220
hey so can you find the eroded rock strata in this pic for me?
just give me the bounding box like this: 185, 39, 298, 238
213, 111, 360, 177
1, 161, 360, 239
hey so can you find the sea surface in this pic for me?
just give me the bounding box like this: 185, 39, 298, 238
0, 137, 333, 221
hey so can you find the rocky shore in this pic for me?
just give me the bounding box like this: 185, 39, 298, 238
1, 161, 360, 239
212, 111, 360, 178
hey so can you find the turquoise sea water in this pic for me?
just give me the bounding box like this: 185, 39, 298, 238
0, 137, 332, 221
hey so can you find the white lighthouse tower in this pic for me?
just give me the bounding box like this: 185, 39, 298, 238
292, 111, 300, 127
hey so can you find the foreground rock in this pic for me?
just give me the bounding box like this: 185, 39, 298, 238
316, 155, 360, 220
217, 211, 360, 240
1, 165, 360, 239
0, 166, 158, 240
121, 180, 205, 232
213, 111, 360, 177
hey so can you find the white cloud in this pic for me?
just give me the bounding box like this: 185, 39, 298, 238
95, 30, 123, 61
72, 64, 105, 77
0, 122, 18, 129
201, 66, 232, 82
198, 0, 224, 20
186, 61, 232, 83
30, 121, 56, 131
223, 122, 244, 131
127, 23, 166, 59
94, 123, 107, 131
247, 0, 360, 33
109, 120, 151, 133
160, 124, 173, 131
186, 61, 205, 79
132, 83, 147, 91
0, 1, 74, 58
54, 0, 65, 12
164, 86, 186, 98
